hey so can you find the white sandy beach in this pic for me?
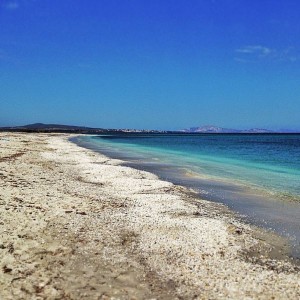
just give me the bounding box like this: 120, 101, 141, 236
0, 132, 300, 299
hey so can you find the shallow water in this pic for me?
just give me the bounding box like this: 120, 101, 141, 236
72, 133, 300, 258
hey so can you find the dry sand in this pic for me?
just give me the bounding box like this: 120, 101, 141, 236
0, 132, 300, 299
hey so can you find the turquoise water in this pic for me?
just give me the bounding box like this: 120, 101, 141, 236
73, 133, 300, 257
87, 134, 300, 198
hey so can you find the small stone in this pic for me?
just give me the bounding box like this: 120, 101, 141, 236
3, 265, 12, 273
76, 211, 87, 215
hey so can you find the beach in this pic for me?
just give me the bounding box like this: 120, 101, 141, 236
1, 132, 300, 299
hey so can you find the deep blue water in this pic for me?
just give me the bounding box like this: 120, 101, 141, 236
73, 133, 300, 257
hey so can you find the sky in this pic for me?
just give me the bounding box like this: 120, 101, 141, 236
1, 0, 300, 130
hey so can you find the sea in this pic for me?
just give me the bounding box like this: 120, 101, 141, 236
72, 133, 300, 258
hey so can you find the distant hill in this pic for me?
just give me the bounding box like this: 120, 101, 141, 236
17, 123, 100, 131
182, 125, 239, 133
182, 125, 274, 133
0, 123, 165, 133
0, 123, 106, 133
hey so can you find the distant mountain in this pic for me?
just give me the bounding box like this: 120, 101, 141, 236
0, 123, 166, 133
0, 123, 105, 133
16, 123, 99, 130
182, 125, 274, 133
182, 125, 239, 133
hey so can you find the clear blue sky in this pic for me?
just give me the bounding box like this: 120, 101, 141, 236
1, 0, 300, 130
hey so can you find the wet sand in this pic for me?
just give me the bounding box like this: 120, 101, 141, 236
1, 132, 300, 299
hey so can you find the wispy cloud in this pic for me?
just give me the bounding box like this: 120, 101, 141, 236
278, 47, 300, 62
235, 45, 299, 63
2, 1, 20, 10
236, 45, 273, 57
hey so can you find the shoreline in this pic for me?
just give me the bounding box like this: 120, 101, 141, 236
1, 132, 300, 299
71, 135, 298, 263
73, 134, 300, 259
